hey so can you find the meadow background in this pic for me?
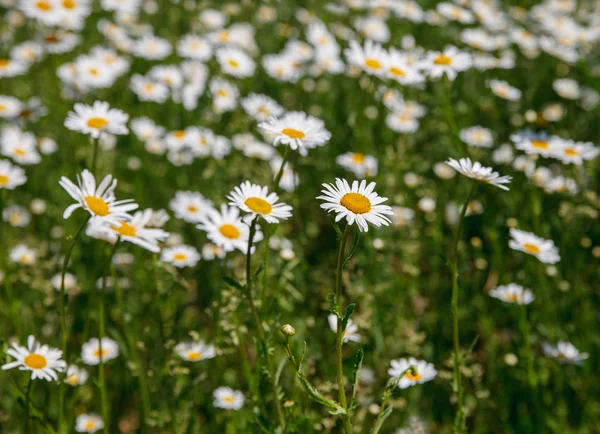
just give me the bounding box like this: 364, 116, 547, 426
0, 0, 599, 433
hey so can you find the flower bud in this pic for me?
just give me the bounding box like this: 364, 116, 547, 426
281, 324, 295, 337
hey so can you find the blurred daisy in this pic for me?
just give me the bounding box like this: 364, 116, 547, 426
510, 130, 559, 158
75, 414, 104, 433
227, 181, 292, 224
317, 179, 393, 232
388, 357, 437, 389
202, 243, 227, 261
132, 35, 172, 60
543, 341, 588, 365
421, 46, 472, 81
2, 205, 31, 227
9, 244, 37, 265
328, 314, 360, 343
386, 111, 419, 133
446, 158, 512, 191
216, 47, 256, 78
0, 126, 41, 165
508, 228, 560, 264
259, 111, 331, 156
161, 245, 201, 268
130, 75, 169, 103
384, 48, 423, 85
489, 283, 534, 305
175, 341, 217, 362
553, 78, 580, 100
551, 140, 599, 165
81, 337, 119, 366
336, 152, 378, 178
459, 126, 494, 148
2, 335, 66, 381
197, 204, 263, 253
131, 117, 165, 142
177, 34, 213, 61
0, 96, 22, 118
169, 190, 213, 223
65, 364, 89, 386
488, 79, 522, 101
241, 93, 284, 122
59, 170, 138, 224
209, 77, 239, 113
213, 387, 245, 410
64, 101, 128, 139
344, 39, 387, 77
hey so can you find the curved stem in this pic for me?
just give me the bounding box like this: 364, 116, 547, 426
335, 225, 352, 434
451, 181, 477, 434
24, 377, 33, 434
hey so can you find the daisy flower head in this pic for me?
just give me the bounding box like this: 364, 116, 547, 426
318, 179, 393, 232
175, 341, 217, 362
132, 35, 172, 60
344, 39, 387, 77
161, 244, 201, 268
489, 283, 534, 305
328, 314, 360, 343
508, 228, 560, 264
0, 95, 23, 118
388, 357, 437, 389
2, 335, 66, 381
488, 79, 522, 101
446, 158, 512, 191
551, 140, 599, 165
59, 169, 138, 224
81, 337, 119, 366
336, 152, 378, 178
510, 130, 559, 158
197, 204, 263, 253
0, 159, 27, 189
64, 101, 129, 139
75, 413, 104, 433
227, 181, 292, 224
0, 126, 41, 165
258, 111, 331, 156
543, 341, 588, 365
213, 387, 245, 410
177, 34, 213, 61
421, 46, 472, 81
9, 244, 37, 265
241, 93, 284, 122
459, 126, 494, 148
383, 48, 424, 85
3, 205, 31, 227
65, 364, 89, 386
216, 47, 256, 78
169, 190, 213, 223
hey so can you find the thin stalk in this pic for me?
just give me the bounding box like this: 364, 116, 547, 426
441, 78, 470, 158
24, 377, 33, 434
58, 215, 90, 433
517, 303, 542, 425
99, 240, 119, 434
245, 217, 286, 430
91, 136, 99, 174
450, 180, 477, 434
335, 225, 352, 434
370, 390, 390, 434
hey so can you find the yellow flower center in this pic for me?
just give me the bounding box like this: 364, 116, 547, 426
84, 196, 110, 216
389, 67, 405, 77
113, 221, 136, 237
523, 243, 540, 254
405, 371, 422, 381
224, 396, 235, 403
36, 0, 52, 10
218, 31, 230, 42
0, 59, 9, 67
340, 193, 371, 214
24, 353, 47, 369
564, 148, 578, 156
257, 106, 270, 115
217, 89, 227, 97
187, 205, 198, 213
89, 68, 98, 76
85, 421, 96, 430
174, 130, 185, 138
244, 197, 272, 214
65, 374, 79, 385
15, 148, 26, 156
228, 59, 239, 68
434, 54, 452, 65
352, 153, 365, 163
174, 253, 187, 261
364, 58, 381, 69
187, 351, 202, 361
93, 348, 108, 358
506, 294, 521, 302
63, 1, 76, 10
282, 128, 305, 139
0, 175, 9, 186
219, 224, 241, 239
531, 140, 548, 150
86, 117, 108, 130
0, 104, 6, 112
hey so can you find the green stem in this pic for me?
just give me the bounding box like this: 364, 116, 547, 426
245, 217, 286, 431
370, 390, 390, 434
441, 78, 470, 158
58, 215, 90, 433
450, 181, 477, 434
24, 377, 33, 434
335, 225, 352, 434
91, 136, 99, 174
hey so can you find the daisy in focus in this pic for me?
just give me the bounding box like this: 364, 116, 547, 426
227, 181, 292, 224
489, 283, 534, 305
197, 204, 264, 253
81, 337, 120, 366
175, 341, 217, 362
543, 341, 588, 365
317, 179, 393, 232
2, 335, 66, 381
258, 111, 331, 156
446, 158, 512, 191
64, 100, 128, 139
213, 387, 245, 410
388, 357, 437, 389
508, 228, 560, 264
327, 314, 360, 343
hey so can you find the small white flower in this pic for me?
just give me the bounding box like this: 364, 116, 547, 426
213, 386, 245, 410
489, 283, 534, 305
459, 126, 494, 148
327, 314, 360, 343
258, 111, 331, 156
161, 244, 201, 268
65, 364, 89, 386
543, 341, 588, 365
64, 101, 128, 139
227, 181, 292, 224
169, 190, 214, 223
75, 413, 104, 433
81, 337, 120, 366
508, 228, 560, 264
2, 335, 66, 381
388, 357, 437, 389
175, 341, 217, 362
197, 204, 263, 253
446, 158, 512, 191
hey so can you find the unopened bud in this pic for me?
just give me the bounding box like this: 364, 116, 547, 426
281, 324, 296, 337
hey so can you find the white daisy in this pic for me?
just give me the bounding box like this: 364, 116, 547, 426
209, 77, 239, 113
3, 205, 31, 227
65, 364, 89, 386
488, 79, 522, 101
241, 93, 284, 122
216, 47, 256, 78
510, 130, 559, 158
169, 190, 214, 223
383, 48, 424, 85
258, 111, 331, 156
9, 244, 37, 265
59, 169, 138, 224
131, 117, 165, 142
0, 95, 23, 118
81, 337, 119, 366
227, 181, 292, 224
177, 34, 213, 61
446, 158, 512, 191
130, 74, 169, 103
388, 357, 437, 389
131, 35, 172, 60
64, 101, 129, 139
175, 341, 217, 362
327, 314, 360, 343
459, 126, 494, 148
386, 111, 419, 133
0, 126, 41, 165
213, 387, 245, 410
75, 413, 104, 433
420, 46, 472, 81
161, 244, 201, 268
344, 39, 387, 77
542, 341, 588, 365
508, 228, 560, 264
2, 335, 66, 381
197, 204, 263, 253
202, 243, 227, 261
551, 140, 599, 165
489, 283, 534, 305
336, 152, 378, 178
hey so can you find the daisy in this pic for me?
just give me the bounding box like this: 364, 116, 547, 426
0, 126, 41, 165
161, 245, 201, 268
130, 74, 169, 103
9, 244, 37, 265
344, 39, 387, 77
169, 190, 213, 223
391, 206, 415, 227
2, 335, 66, 381
241, 93, 284, 122
355, 16, 390, 42
510, 130, 560, 158
0, 96, 23, 118
488, 79, 522, 101
59, 169, 138, 224
75, 414, 104, 433
209, 77, 239, 113
437, 2, 475, 23
489, 283, 534, 305
65, 364, 89, 386
177, 34, 213, 61
388, 357, 437, 389
386, 111, 419, 133
0, 57, 28, 78
384, 48, 424, 85
421, 46, 472, 81
64, 101, 129, 139
197, 204, 263, 253
132, 35, 172, 60
336, 152, 378, 178
317, 179, 393, 232
262, 54, 303, 82
508, 228, 560, 264
131, 117, 165, 142
81, 337, 119, 366
227, 181, 292, 224
328, 314, 360, 343
202, 243, 227, 261
175, 341, 217, 362
553, 78, 580, 100
459, 126, 494, 148
3, 205, 31, 227
216, 47, 256, 78
446, 158, 512, 191
213, 387, 245, 410
542, 341, 588, 365
258, 111, 331, 156
551, 140, 599, 165
20, 0, 62, 26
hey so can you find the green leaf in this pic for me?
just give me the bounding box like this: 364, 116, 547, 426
253, 264, 265, 278
370, 405, 394, 434
351, 348, 364, 402
223, 276, 245, 292
342, 303, 356, 330
296, 373, 346, 415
